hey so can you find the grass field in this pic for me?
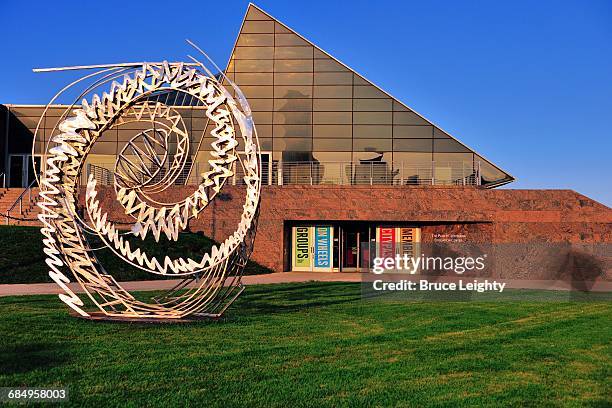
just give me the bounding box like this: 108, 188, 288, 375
0, 226, 272, 283
1, 282, 610, 407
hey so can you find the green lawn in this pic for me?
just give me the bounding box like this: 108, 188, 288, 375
0, 226, 272, 283
1, 282, 610, 407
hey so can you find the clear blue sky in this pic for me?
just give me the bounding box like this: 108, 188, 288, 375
1, 0, 611, 206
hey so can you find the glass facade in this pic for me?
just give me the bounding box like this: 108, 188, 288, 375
1, 4, 513, 188
219, 4, 513, 187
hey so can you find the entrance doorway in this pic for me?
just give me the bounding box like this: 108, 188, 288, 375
8, 155, 40, 188
340, 226, 369, 272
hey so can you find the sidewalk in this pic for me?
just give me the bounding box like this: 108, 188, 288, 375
0, 272, 363, 297
0, 273, 610, 297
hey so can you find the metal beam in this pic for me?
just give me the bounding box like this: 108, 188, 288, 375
33, 62, 201, 73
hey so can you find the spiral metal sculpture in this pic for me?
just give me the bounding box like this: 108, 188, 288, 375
34, 48, 261, 321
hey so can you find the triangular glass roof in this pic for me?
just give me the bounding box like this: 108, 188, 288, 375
223, 3, 514, 187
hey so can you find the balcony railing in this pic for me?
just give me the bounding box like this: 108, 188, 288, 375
86, 160, 482, 187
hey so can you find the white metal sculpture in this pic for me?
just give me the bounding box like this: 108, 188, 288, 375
34, 44, 261, 321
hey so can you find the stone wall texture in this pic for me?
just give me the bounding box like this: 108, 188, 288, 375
75, 185, 611, 281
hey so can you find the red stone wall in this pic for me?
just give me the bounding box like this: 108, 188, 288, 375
68, 186, 612, 279
77, 185, 611, 276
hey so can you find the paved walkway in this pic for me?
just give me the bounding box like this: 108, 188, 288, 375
0, 273, 610, 296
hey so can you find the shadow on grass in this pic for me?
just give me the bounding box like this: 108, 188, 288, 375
0, 343, 70, 375
234, 282, 362, 315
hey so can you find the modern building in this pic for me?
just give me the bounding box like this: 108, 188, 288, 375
1, 4, 610, 277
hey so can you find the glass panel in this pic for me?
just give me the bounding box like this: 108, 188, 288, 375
314, 72, 353, 85
275, 46, 313, 59
393, 111, 428, 125
393, 139, 433, 152
274, 98, 312, 111
313, 124, 352, 138
393, 125, 433, 138
354, 112, 392, 125
274, 23, 291, 34
273, 124, 312, 137
313, 86, 352, 98
353, 139, 392, 151
235, 73, 273, 85
234, 59, 273, 73
313, 139, 352, 151
191, 118, 207, 131
433, 139, 471, 153
393, 152, 433, 165
252, 111, 273, 124
245, 6, 270, 20
433, 152, 474, 164
313, 49, 328, 59
313, 112, 352, 124
275, 33, 309, 46
237, 33, 274, 46
275, 59, 313, 72
475, 155, 509, 185
392, 152, 434, 185
240, 85, 273, 98
248, 98, 274, 111
393, 101, 410, 111
314, 59, 348, 72
353, 125, 392, 138
353, 98, 392, 111
274, 138, 312, 151
274, 73, 313, 85
274, 85, 312, 98
253, 124, 272, 138
241, 20, 274, 33
89, 142, 117, 154
353, 85, 387, 98
312, 151, 351, 162
280, 151, 312, 161
313, 98, 352, 111
258, 138, 273, 150
234, 46, 274, 59
273, 111, 312, 125
353, 151, 392, 162
352, 75, 370, 85
434, 127, 451, 138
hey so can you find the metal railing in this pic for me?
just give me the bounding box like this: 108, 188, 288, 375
86, 161, 203, 187
0, 172, 5, 188
5, 178, 38, 225
87, 160, 481, 187
239, 160, 482, 187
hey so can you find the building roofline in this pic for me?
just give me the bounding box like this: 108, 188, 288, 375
244, 3, 515, 183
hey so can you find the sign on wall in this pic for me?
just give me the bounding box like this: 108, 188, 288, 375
293, 226, 311, 268
314, 226, 332, 268
377, 227, 396, 259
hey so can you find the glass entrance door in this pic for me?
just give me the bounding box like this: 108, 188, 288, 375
342, 230, 359, 270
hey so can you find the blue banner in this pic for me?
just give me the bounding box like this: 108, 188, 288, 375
314, 226, 331, 268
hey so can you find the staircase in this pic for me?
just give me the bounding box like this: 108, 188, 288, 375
0, 187, 42, 227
